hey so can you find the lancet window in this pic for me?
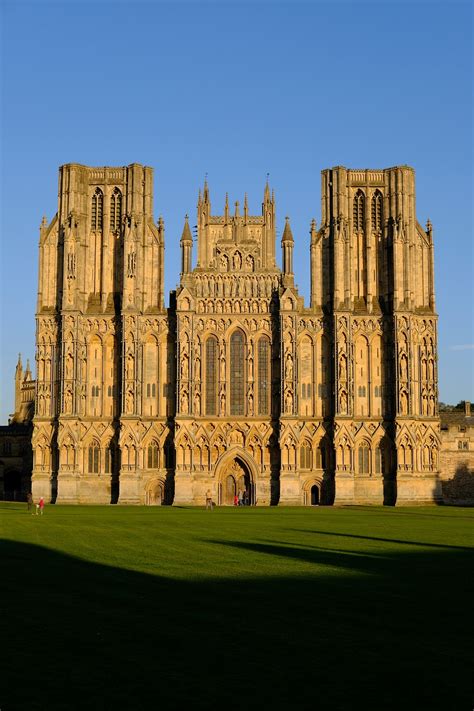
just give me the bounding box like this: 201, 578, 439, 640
258, 336, 270, 415
147, 442, 159, 469
353, 190, 365, 232
110, 188, 122, 232
300, 441, 312, 470
230, 330, 245, 416
91, 188, 103, 231
358, 442, 370, 474
205, 336, 218, 416
88, 441, 100, 473
371, 190, 383, 232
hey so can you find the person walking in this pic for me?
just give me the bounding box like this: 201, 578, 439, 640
38, 496, 45, 516
27, 492, 33, 512
205, 489, 213, 510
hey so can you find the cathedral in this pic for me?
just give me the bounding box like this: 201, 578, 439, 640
29, 163, 443, 506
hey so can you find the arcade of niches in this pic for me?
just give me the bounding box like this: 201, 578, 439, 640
29, 163, 443, 505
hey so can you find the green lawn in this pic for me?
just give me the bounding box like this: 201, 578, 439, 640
1, 504, 473, 710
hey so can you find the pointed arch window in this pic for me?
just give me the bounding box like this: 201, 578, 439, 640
371, 190, 383, 232
353, 190, 365, 232
258, 336, 270, 415
88, 441, 100, 473
300, 441, 312, 470
230, 330, 245, 416
205, 336, 218, 416
110, 188, 122, 232
358, 442, 370, 474
91, 188, 103, 231
147, 442, 159, 469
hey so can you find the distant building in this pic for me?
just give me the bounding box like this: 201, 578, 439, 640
440, 402, 474, 504
0, 355, 34, 500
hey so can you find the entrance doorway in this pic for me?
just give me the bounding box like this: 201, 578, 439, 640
220, 458, 254, 505
310, 484, 319, 506
146, 479, 164, 505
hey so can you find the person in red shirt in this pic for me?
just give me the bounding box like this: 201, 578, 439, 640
38, 496, 45, 515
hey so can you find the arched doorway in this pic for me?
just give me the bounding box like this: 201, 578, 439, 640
220, 458, 254, 505
310, 484, 319, 506
146, 479, 165, 505
4, 469, 22, 501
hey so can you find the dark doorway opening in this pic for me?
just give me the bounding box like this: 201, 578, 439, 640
310, 484, 319, 506
221, 459, 254, 505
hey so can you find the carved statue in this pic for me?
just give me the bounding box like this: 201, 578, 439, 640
285, 352, 293, 380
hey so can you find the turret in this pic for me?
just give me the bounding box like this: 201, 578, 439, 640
281, 216, 294, 278
180, 214, 193, 275
14, 353, 23, 415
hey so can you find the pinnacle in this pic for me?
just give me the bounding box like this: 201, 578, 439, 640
282, 216, 294, 242
181, 214, 193, 242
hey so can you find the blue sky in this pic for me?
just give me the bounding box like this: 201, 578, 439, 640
0, 0, 472, 422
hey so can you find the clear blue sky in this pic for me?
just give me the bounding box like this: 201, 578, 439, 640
1, 0, 473, 422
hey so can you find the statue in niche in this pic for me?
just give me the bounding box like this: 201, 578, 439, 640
233, 252, 242, 270
248, 351, 254, 379
285, 352, 293, 380
126, 354, 134, 380
216, 301, 223, 314
65, 354, 74, 379
220, 254, 229, 271
339, 356, 347, 381
246, 254, 254, 271
248, 392, 254, 416
285, 389, 293, 413
340, 390, 348, 414
195, 355, 201, 380
251, 301, 258, 313
400, 356, 408, 380
220, 355, 226, 381
125, 389, 134, 414
231, 279, 237, 298
64, 388, 72, 414
400, 391, 408, 415
252, 279, 258, 297
181, 355, 189, 380
194, 391, 201, 415
224, 278, 231, 297
220, 391, 226, 416
217, 278, 223, 298
181, 390, 189, 414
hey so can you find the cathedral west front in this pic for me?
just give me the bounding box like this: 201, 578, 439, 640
30, 163, 442, 506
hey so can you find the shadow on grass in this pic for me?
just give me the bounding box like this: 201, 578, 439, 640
1, 539, 473, 711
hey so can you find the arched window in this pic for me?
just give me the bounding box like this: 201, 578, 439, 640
110, 188, 122, 232
205, 336, 217, 415
353, 190, 365, 232
258, 336, 270, 415
147, 442, 159, 469
358, 442, 370, 474
300, 441, 312, 470
91, 188, 103, 231
230, 330, 245, 416
88, 441, 100, 473
371, 190, 383, 232
105, 444, 114, 474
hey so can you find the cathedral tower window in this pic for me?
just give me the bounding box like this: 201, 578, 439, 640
258, 336, 270, 415
91, 188, 103, 231
110, 188, 122, 232
353, 190, 365, 232
88, 441, 100, 473
205, 336, 218, 416
230, 330, 245, 416
371, 190, 383, 232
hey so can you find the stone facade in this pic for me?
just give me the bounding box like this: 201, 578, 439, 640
23, 163, 446, 504
439, 403, 474, 504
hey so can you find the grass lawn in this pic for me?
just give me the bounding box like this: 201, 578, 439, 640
1, 504, 473, 710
